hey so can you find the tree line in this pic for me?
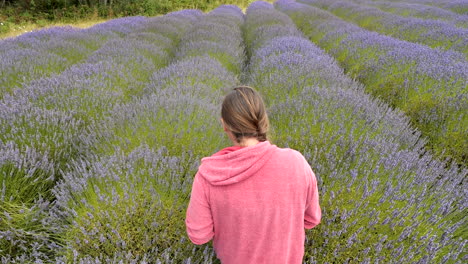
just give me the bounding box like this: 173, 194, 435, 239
1, 0, 235, 18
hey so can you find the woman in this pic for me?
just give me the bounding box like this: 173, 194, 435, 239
185, 86, 321, 263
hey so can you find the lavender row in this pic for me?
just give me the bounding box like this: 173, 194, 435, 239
3, 10, 201, 177
245, 1, 466, 262
303, 0, 468, 56
0, 16, 149, 96
436, 0, 468, 14
175, 5, 245, 74
9, 10, 199, 166
0, 16, 151, 55
53, 6, 244, 262
277, 0, 468, 164
245, 1, 418, 149
112, 5, 244, 156
354, 0, 468, 28
393, 0, 468, 15
0, 11, 203, 262
51, 58, 234, 259
0, 13, 200, 97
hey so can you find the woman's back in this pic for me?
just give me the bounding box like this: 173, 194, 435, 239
186, 141, 320, 263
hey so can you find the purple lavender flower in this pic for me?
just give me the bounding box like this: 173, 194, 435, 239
246, 2, 467, 262
357, 0, 468, 28
301, 0, 468, 56
277, 0, 468, 163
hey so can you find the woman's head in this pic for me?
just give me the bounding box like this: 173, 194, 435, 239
221, 86, 269, 143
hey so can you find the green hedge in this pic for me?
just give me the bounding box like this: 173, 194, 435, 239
1, 0, 257, 22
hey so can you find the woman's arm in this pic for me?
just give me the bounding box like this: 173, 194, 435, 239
304, 164, 321, 229
185, 172, 214, 244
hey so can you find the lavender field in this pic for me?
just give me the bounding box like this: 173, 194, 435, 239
0, 0, 467, 263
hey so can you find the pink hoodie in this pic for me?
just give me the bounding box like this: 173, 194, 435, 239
185, 141, 321, 263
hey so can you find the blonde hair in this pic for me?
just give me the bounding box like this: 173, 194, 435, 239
221, 86, 269, 143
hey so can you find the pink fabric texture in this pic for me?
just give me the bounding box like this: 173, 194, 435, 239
185, 141, 321, 264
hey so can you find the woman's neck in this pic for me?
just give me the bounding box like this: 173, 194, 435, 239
235, 137, 260, 147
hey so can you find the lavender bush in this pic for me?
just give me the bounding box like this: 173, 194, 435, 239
53, 146, 218, 263
431, 0, 468, 14
0, 10, 202, 262
0, 14, 196, 97
302, 0, 468, 57
1, 1, 467, 262
0, 97, 98, 261
0, 48, 69, 95
377, 0, 467, 17
85, 16, 148, 35
245, 1, 466, 262
277, 0, 468, 164
355, 0, 468, 28
175, 5, 245, 74
52, 5, 244, 262
112, 56, 237, 156
0, 17, 152, 96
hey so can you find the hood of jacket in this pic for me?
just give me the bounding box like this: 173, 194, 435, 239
198, 141, 277, 186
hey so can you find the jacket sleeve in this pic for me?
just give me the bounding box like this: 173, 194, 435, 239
185, 172, 214, 245
304, 162, 321, 229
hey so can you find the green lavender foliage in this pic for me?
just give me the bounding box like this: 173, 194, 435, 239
0, 1, 467, 263
279, 0, 468, 165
